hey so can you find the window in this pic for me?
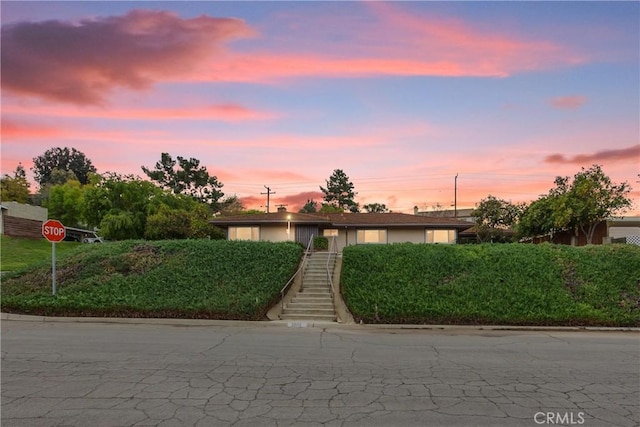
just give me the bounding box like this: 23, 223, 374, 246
357, 229, 387, 244
229, 226, 260, 241
323, 229, 339, 237
426, 229, 456, 244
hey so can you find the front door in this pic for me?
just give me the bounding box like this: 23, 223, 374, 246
295, 225, 318, 248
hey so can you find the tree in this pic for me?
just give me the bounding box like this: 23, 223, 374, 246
0, 164, 30, 203
472, 195, 524, 243
558, 165, 631, 244
517, 197, 556, 239
32, 147, 96, 187
46, 179, 85, 227
320, 169, 359, 213
142, 153, 224, 209
82, 173, 160, 239
518, 165, 632, 244
363, 203, 388, 213
319, 204, 344, 213
82, 172, 222, 240
299, 199, 318, 213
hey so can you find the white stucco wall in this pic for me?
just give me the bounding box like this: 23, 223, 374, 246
388, 229, 427, 244
609, 226, 640, 239
259, 224, 294, 242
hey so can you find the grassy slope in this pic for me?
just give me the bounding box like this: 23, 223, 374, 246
341, 243, 640, 326
1, 240, 303, 320
1, 236, 81, 271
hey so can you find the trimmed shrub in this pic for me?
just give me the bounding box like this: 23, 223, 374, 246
1, 240, 303, 320
341, 243, 640, 326
313, 236, 329, 251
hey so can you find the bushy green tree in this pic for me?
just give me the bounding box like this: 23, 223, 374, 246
0, 164, 30, 203
83, 173, 222, 240
46, 179, 85, 227
82, 174, 160, 239
518, 165, 632, 244
472, 195, 524, 243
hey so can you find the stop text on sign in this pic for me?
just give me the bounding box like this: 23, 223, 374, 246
43, 225, 64, 236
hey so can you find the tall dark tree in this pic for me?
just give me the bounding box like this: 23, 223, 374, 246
0, 163, 30, 203
363, 203, 388, 213
320, 169, 359, 213
299, 199, 318, 213
32, 147, 96, 187
142, 153, 224, 209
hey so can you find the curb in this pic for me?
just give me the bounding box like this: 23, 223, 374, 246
2, 313, 639, 332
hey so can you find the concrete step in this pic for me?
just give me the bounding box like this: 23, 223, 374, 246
302, 276, 329, 283
285, 301, 333, 310
282, 307, 336, 315
302, 283, 330, 289
299, 290, 331, 296
280, 313, 336, 321
291, 296, 332, 304
301, 283, 331, 292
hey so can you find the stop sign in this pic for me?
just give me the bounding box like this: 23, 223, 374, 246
42, 219, 66, 242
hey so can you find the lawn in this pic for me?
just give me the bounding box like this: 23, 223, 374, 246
1, 239, 303, 320
1, 236, 81, 272
341, 243, 640, 327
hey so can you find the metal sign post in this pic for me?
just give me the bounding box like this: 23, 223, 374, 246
42, 219, 66, 296
51, 242, 57, 295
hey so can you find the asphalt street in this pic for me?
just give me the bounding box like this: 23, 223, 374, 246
1, 319, 638, 427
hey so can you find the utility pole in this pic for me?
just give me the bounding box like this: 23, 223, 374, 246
454, 173, 458, 218
261, 186, 275, 213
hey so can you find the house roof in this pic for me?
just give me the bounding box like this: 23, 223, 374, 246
211, 212, 471, 229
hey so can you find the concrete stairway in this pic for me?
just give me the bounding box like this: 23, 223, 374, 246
280, 252, 337, 322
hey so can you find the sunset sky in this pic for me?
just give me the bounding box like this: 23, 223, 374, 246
2, 1, 639, 214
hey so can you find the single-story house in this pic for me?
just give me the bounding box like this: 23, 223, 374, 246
210, 211, 473, 252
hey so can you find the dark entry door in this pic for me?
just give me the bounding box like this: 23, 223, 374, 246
295, 225, 318, 247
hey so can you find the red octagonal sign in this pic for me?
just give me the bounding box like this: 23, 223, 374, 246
42, 219, 66, 242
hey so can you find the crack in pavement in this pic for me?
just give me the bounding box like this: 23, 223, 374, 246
2, 322, 638, 427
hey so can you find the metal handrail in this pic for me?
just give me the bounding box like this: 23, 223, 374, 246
280, 235, 314, 311
326, 236, 338, 300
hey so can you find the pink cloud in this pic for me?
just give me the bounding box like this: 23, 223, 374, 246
1, 10, 255, 105
4, 103, 277, 122
549, 95, 588, 110
2, 6, 586, 106
545, 145, 639, 164
1, 119, 64, 139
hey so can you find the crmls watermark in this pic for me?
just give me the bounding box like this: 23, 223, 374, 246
534, 412, 585, 425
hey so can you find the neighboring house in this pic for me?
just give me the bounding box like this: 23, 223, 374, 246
414, 207, 475, 223
0, 201, 48, 239
527, 217, 640, 246
210, 211, 472, 252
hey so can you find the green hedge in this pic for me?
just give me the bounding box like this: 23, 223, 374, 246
341, 243, 640, 326
313, 236, 329, 251
1, 240, 303, 320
